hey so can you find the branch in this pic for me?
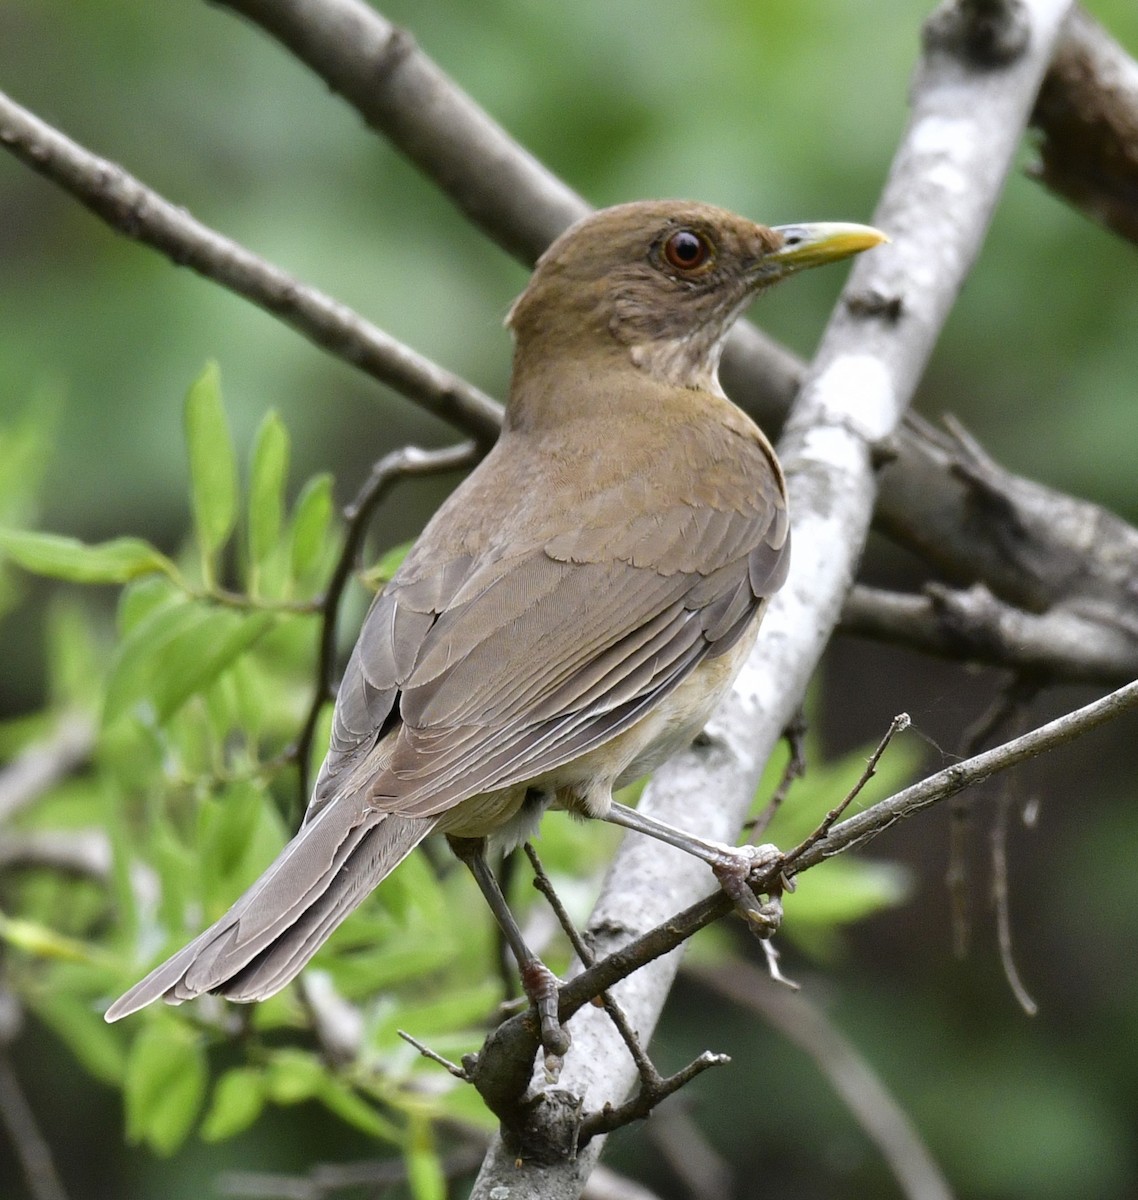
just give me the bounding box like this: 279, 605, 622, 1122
691, 960, 953, 1200
0, 714, 94, 826
466, 672, 1138, 1134
6, 20, 1138, 688
1031, 5, 1138, 245
876, 413, 1138, 652
794, 675, 1138, 871
840, 580, 1138, 683
468, 1, 1076, 1192
0, 87, 501, 445
210, 0, 1138, 681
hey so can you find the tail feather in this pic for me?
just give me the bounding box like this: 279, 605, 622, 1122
105, 797, 436, 1021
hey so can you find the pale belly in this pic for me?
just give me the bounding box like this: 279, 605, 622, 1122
435, 613, 761, 848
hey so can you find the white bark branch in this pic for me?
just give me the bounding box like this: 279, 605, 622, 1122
470, 1, 1074, 1193
0, 87, 502, 443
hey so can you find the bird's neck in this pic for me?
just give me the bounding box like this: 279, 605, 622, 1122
506, 331, 728, 433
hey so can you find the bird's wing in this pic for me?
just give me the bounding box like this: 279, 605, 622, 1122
310, 425, 787, 822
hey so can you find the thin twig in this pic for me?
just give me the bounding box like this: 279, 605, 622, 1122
523, 844, 658, 1084
747, 708, 808, 841
691, 959, 953, 1200
397, 1029, 468, 1080
991, 790, 1040, 1016
782, 713, 910, 870
576, 1051, 730, 1147
948, 678, 1041, 959
0, 1053, 71, 1200
0, 87, 503, 444
469, 674, 1138, 1111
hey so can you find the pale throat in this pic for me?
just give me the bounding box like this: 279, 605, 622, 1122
626, 325, 732, 397
623, 293, 753, 396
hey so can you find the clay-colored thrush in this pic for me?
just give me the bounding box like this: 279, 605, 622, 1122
106, 201, 885, 1042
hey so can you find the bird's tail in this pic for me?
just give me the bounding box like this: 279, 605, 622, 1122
105, 794, 435, 1021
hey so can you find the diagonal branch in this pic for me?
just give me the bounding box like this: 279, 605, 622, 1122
691, 959, 953, 1200
468, 1, 1076, 1193
211, 0, 1138, 676
5, 27, 1138, 686
0, 86, 501, 445
1030, 5, 1138, 245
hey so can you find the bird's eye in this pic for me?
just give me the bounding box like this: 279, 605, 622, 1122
662, 229, 713, 272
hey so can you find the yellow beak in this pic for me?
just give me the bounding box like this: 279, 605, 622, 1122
763, 222, 889, 276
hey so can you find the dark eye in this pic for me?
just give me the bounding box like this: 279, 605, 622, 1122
662, 229, 713, 272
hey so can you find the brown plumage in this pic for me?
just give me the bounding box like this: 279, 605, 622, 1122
105, 201, 884, 1021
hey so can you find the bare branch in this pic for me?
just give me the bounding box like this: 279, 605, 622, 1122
782, 713, 911, 870
471, 3, 1076, 1191
877, 414, 1138, 649
6, 27, 1138, 689
0, 87, 502, 445
0, 714, 94, 825
1031, 6, 1138, 245
691, 960, 953, 1200
796, 675, 1138, 870
840, 581, 1138, 683
210, 0, 1138, 682
644, 1104, 734, 1200
0, 1044, 71, 1200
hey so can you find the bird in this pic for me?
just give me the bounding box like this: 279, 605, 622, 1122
105, 201, 885, 1056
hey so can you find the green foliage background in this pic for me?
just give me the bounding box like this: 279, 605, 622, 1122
2, 1, 1138, 1197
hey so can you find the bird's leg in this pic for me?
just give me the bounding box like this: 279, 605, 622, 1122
602, 802, 784, 935
446, 835, 570, 1076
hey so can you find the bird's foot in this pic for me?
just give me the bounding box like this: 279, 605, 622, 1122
520, 959, 570, 1080
710, 842, 785, 936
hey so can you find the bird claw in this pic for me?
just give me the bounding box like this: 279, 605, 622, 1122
521, 959, 570, 1079
711, 843, 784, 937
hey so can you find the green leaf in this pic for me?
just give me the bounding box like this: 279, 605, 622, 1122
0, 911, 107, 965
184, 362, 238, 586
406, 1114, 446, 1200
124, 1021, 208, 1154
46, 599, 103, 708
198, 779, 271, 903
31, 989, 127, 1086
201, 1067, 267, 1141
264, 1048, 325, 1105
317, 1076, 401, 1143
0, 528, 177, 585
288, 472, 335, 588
105, 600, 275, 726
359, 539, 414, 591
247, 410, 290, 593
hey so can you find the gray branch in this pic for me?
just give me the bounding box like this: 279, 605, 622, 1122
691, 960, 953, 1200
794, 675, 1138, 869
5, 9, 1138, 681
0, 87, 501, 444
0, 715, 94, 825
1030, 5, 1138, 245
470, 0, 1075, 1194
213, 0, 1138, 674
841, 580, 1138, 683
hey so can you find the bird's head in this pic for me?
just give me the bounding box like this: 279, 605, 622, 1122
507, 200, 886, 391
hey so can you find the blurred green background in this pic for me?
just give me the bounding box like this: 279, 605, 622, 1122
2, 0, 1138, 1197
